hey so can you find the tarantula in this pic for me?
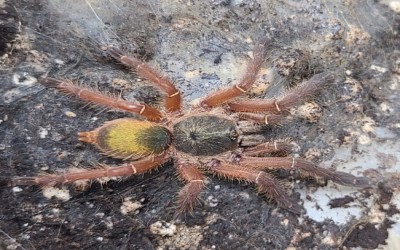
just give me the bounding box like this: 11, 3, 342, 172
11, 37, 369, 215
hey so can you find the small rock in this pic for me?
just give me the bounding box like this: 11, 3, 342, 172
64, 111, 77, 117
150, 221, 177, 237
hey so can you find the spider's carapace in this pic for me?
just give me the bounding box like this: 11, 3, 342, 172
173, 115, 238, 156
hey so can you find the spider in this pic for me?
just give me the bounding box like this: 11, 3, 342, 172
10, 37, 369, 215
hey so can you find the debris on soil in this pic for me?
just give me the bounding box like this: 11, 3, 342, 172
0, 0, 399, 249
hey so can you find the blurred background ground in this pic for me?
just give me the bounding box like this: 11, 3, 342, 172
0, 0, 399, 249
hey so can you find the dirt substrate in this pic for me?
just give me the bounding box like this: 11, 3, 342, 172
1, 1, 399, 249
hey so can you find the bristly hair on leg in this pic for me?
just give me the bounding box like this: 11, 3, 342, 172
277, 72, 334, 110
228, 72, 334, 113
39, 77, 163, 121
204, 159, 303, 214
239, 156, 371, 187
174, 161, 206, 217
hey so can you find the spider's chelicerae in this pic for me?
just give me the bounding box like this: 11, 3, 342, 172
11, 37, 369, 215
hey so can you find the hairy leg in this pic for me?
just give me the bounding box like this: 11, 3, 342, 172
238, 156, 370, 187
11, 153, 170, 186
205, 159, 303, 214
199, 37, 270, 108
242, 141, 294, 157
105, 47, 181, 112
228, 72, 333, 112
175, 161, 205, 216
238, 112, 287, 125
40, 77, 163, 121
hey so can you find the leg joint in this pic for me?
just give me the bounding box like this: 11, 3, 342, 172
130, 164, 137, 174
274, 100, 281, 112
235, 84, 247, 93
139, 105, 146, 114
169, 90, 180, 98
255, 171, 263, 184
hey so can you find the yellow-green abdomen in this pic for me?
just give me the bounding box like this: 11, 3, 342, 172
79, 119, 172, 159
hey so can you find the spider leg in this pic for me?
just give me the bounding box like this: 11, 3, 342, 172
104, 47, 181, 112
238, 156, 370, 187
40, 78, 163, 121
175, 161, 205, 216
199, 37, 270, 108
205, 159, 303, 214
11, 153, 170, 186
228, 72, 333, 113
242, 141, 294, 157
238, 112, 287, 125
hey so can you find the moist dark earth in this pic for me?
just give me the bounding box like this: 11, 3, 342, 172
1, 0, 399, 249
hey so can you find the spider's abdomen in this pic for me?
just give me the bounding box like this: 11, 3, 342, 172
173, 115, 238, 156
79, 118, 172, 159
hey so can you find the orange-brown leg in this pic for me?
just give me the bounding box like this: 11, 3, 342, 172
105, 47, 181, 112
40, 78, 163, 121
238, 156, 370, 187
11, 153, 170, 186
175, 161, 205, 216
205, 159, 303, 214
199, 37, 270, 108
242, 141, 294, 157
228, 72, 333, 112
238, 112, 287, 125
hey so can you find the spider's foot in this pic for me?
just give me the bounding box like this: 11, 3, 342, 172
39, 77, 64, 88
279, 198, 304, 215
11, 174, 69, 186
331, 171, 371, 188
256, 175, 304, 215
102, 46, 124, 60
174, 181, 204, 215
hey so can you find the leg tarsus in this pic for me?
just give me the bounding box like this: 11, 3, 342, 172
175, 161, 205, 216
174, 181, 204, 218
255, 171, 303, 214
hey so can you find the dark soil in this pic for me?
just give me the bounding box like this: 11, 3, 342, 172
1, 0, 399, 249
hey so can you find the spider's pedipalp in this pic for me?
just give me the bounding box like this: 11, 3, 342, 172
175, 161, 206, 216
11, 153, 170, 186
40, 77, 163, 121
228, 72, 334, 113
104, 46, 181, 112
239, 156, 370, 187
238, 112, 287, 125
205, 159, 303, 214
242, 141, 295, 157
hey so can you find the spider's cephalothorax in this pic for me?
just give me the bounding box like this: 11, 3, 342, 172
173, 115, 238, 156
11, 37, 370, 215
